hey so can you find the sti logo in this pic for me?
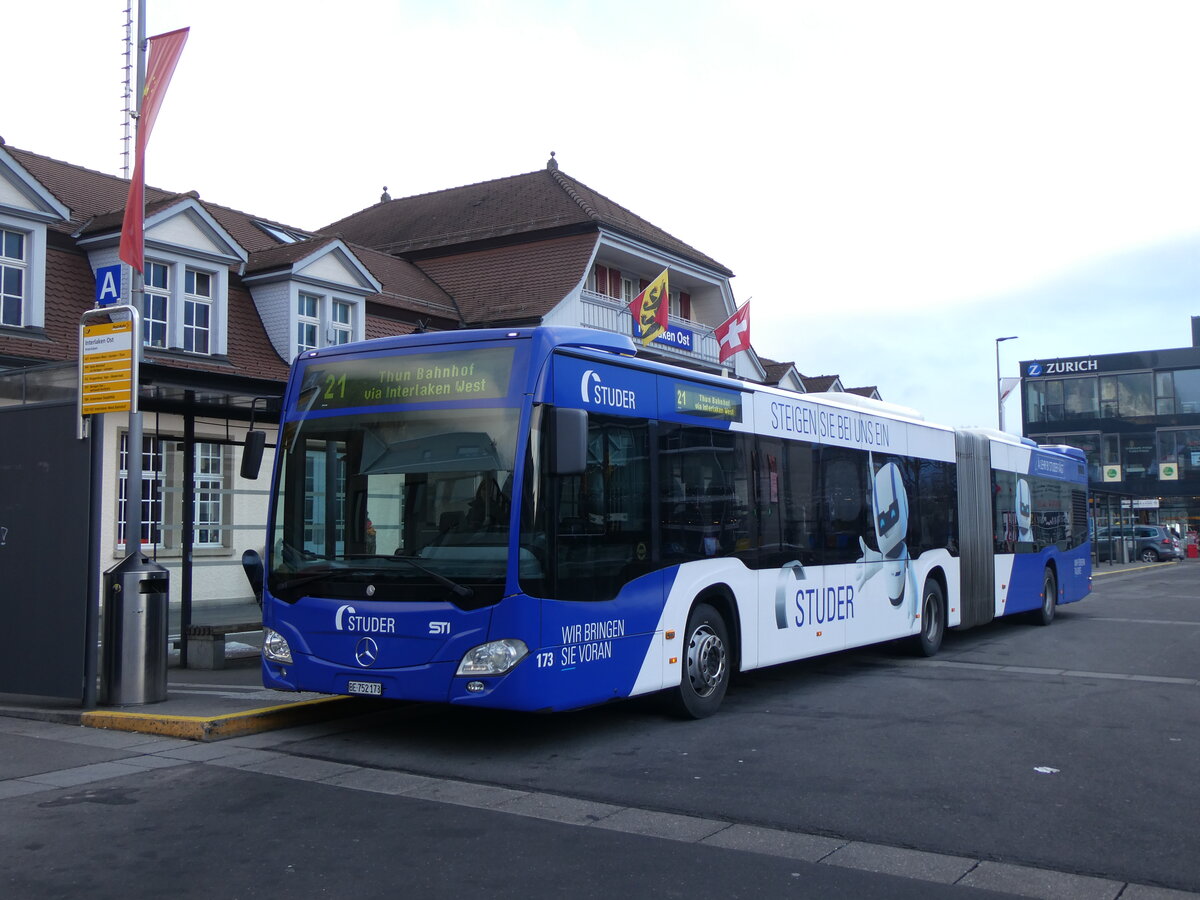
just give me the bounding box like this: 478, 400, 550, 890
579, 369, 637, 411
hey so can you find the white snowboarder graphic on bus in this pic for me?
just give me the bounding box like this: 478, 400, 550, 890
857, 456, 918, 624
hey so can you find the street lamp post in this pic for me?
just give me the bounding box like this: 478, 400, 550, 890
996, 336, 1018, 431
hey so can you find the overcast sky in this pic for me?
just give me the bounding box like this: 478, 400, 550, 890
7, 1, 1199, 431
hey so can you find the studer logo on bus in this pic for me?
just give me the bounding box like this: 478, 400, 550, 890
580, 369, 637, 410
335, 604, 397, 634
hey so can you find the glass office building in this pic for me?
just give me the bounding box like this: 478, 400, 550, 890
1021, 319, 1200, 535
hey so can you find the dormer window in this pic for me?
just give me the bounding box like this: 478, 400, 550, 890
183, 268, 212, 354
296, 291, 356, 356
1, 228, 26, 326
331, 300, 353, 344
139, 256, 225, 356
145, 262, 169, 346
297, 292, 320, 353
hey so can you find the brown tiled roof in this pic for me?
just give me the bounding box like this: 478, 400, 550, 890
324, 166, 732, 276
6, 145, 309, 256
414, 233, 599, 325
845, 386, 882, 399
5, 146, 179, 235
364, 317, 419, 342
244, 236, 340, 273
758, 358, 798, 386
351, 246, 460, 320
79, 191, 199, 236
802, 375, 842, 393
244, 238, 460, 321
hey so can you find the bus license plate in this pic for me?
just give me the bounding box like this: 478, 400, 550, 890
347, 680, 382, 696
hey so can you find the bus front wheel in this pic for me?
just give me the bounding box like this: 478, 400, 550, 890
669, 602, 730, 719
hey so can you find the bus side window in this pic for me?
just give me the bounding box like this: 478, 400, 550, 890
820, 449, 867, 564
992, 469, 1018, 553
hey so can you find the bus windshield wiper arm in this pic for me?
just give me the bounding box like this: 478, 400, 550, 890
343, 554, 474, 598
274, 567, 337, 592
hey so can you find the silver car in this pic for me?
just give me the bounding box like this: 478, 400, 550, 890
1095, 525, 1183, 563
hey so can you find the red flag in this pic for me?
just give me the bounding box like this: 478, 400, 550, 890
715, 303, 751, 362
628, 268, 669, 345
119, 28, 190, 273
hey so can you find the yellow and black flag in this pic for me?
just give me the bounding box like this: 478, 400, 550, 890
629, 268, 670, 345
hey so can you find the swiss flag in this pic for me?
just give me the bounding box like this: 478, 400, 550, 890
715, 303, 750, 362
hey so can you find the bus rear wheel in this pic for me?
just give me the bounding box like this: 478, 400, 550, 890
912, 579, 945, 657
669, 602, 730, 719
1031, 568, 1057, 626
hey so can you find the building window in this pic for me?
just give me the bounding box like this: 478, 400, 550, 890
141, 260, 220, 355
144, 262, 169, 347
295, 292, 354, 356
183, 269, 212, 354
1170, 369, 1200, 415
1, 228, 27, 327
297, 292, 320, 354
194, 442, 224, 546
1122, 432, 1156, 482
118, 435, 229, 551
1100, 373, 1153, 418
1159, 429, 1200, 481
331, 299, 353, 345
118, 434, 165, 549
1155, 371, 1176, 415
1061, 377, 1098, 419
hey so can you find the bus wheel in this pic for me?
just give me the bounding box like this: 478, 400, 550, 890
912, 579, 945, 657
1032, 568, 1057, 626
669, 603, 730, 719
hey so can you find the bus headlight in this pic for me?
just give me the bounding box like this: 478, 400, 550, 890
456, 639, 528, 676
262, 628, 293, 664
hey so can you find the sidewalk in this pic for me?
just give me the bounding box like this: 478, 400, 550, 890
0, 652, 382, 743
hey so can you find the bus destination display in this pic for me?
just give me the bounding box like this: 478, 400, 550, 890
301, 346, 516, 410
672, 382, 742, 421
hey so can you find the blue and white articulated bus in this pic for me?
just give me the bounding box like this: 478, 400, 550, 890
244, 327, 1091, 717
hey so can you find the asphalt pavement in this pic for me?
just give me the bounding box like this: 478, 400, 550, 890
0, 557, 1195, 900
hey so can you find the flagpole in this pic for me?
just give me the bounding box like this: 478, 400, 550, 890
125, 0, 147, 558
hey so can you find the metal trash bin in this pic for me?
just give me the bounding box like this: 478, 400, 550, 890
101, 553, 170, 706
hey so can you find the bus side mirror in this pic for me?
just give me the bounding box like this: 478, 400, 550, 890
241, 430, 266, 480
552, 408, 587, 476
241, 549, 264, 607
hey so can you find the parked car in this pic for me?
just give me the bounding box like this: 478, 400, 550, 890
1095, 525, 1183, 563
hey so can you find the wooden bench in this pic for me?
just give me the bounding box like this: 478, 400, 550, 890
184, 621, 262, 669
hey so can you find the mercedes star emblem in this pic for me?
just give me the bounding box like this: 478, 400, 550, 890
354, 636, 379, 668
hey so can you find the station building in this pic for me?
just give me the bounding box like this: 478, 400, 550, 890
1020, 318, 1200, 534
0, 140, 880, 689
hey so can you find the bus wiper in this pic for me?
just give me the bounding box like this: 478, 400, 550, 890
343, 554, 474, 598
273, 566, 337, 592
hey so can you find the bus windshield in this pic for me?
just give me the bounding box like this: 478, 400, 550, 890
269, 406, 521, 607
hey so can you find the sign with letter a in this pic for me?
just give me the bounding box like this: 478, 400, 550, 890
95, 264, 122, 307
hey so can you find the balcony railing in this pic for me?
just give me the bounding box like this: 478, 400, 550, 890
579, 291, 722, 367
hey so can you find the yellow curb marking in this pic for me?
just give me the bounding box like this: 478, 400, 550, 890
1093, 561, 1182, 578
80, 696, 348, 742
